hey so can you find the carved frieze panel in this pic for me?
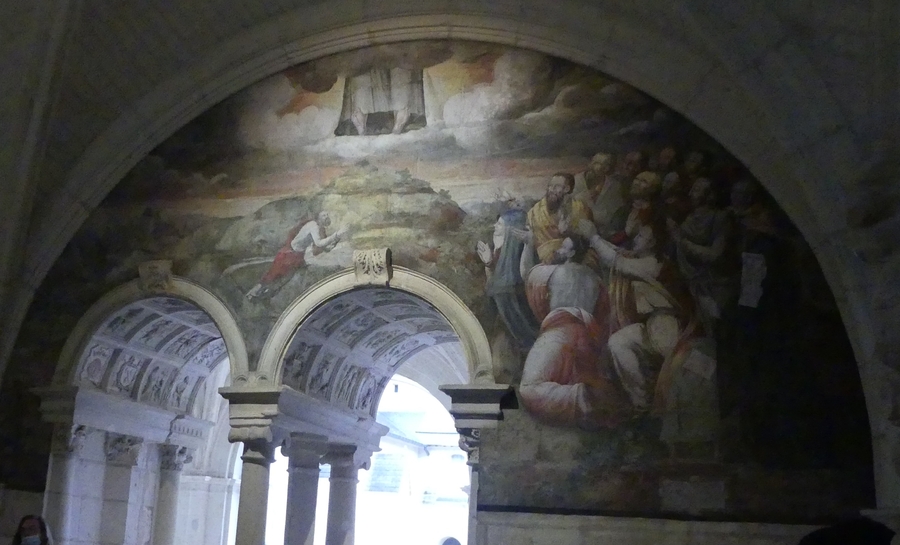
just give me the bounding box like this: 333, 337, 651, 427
168, 374, 197, 411
79, 342, 115, 387
355, 373, 379, 413
50, 424, 91, 455
159, 445, 193, 471
135, 318, 179, 350
102, 307, 148, 339
281, 340, 322, 390
109, 352, 151, 395
186, 338, 227, 371
306, 301, 358, 336
164, 330, 212, 359
333, 312, 387, 348
105, 433, 143, 465
307, 352, 343, 397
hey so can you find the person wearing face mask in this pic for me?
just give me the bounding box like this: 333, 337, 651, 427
11, 515, 50, 545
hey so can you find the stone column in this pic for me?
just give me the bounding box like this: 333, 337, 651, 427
43, 424, 91, 545
324, 445, 362, 545
283, 433, 328, 545
153, 445, 192, 545
235, 438, 275, 545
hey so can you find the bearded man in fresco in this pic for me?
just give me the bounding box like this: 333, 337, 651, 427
574, 152, 629, 241
524, 172, 594, 265
246, 211, 347, 300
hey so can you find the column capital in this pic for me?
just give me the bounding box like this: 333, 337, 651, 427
457, 428, 482, 467
241, 438, 276, 466
105, 432, 143, 465
440, 384, 514, 468
283, 432, 328, 470
50, 423, 92, 455
160, 444, 193, 471
324, 443, 372, 471
439, 384, 515, 429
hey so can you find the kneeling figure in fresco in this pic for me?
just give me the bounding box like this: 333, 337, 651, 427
246, 210, 347, 300
518, 236, 631, 430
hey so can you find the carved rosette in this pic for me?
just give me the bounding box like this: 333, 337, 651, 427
105, 433, 143, 465
51, 424, 89, 455
458, 428, 481, 467
160, 445, 193, 471
138, 260, 173, 292
353, 248, 392, 285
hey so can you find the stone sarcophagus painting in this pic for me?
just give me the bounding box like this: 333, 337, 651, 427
14, 40, 872, 520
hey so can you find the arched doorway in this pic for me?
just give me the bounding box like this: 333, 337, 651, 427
266, 374, 469, 545
35, 275, 248, 545
222, 261, 485, 545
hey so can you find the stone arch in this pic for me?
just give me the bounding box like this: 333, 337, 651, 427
54, 274, 250, 389
256, 266, 490, 391
39, 273, 247, 545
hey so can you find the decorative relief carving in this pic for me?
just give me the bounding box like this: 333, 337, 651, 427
167, 330, 210, 358
138, 260, 174, 292
51, 424, 89, 455
458, 428, 480, 466
353, 248, 392, 285
189, 339, 228, 371
335, 312, 386, 347
355, 373, 378, 413
169, 417, 205, 439
112, 353, 146, 394
80, 342, 114, 387
170, 375, 192, 409
105, 433, 143, 465
308, 301, 355, 335
104, 307, 144, 337
138, 318, 175, 347
333, 365, 362, 405
160, 445, 193, 471
281, 340, 321, 389
308, 352, 342, 396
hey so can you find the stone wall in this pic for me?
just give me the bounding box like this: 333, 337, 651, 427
475, 511, 815, 545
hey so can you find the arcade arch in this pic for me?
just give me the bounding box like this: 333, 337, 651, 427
223, 259, 485, 545
258, 264, 486, 388
35, 274, 248, 545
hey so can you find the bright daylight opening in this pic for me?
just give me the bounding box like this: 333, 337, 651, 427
265, 375, 469, 545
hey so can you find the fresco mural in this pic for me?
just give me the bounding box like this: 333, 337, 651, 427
6, 40, 873, 518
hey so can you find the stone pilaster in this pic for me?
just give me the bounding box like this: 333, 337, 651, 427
439, 384, 514, 545
44, 423, 96, 544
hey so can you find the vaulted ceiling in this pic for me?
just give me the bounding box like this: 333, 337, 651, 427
281, 287, 462, 415
74, 296, 229, 415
